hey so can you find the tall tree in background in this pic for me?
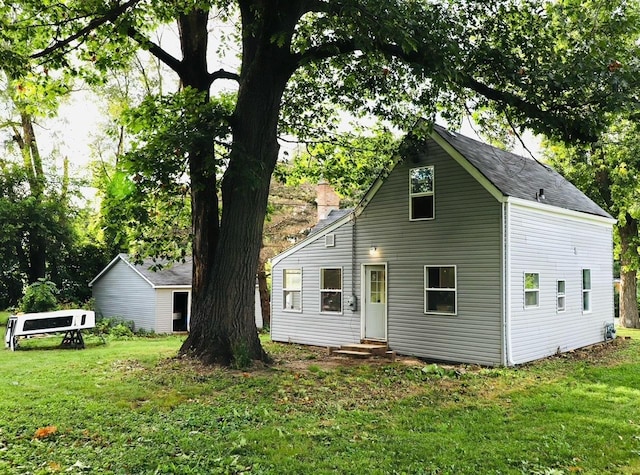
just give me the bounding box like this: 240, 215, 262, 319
546, 119, 640, 329
3, 0, 639, 364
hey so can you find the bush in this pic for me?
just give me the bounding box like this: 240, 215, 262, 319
94, 316, 135, 339
20, 279, 58, 313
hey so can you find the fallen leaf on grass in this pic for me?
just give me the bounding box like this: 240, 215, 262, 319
66, 460, 90, 471
34, 426, 57, 439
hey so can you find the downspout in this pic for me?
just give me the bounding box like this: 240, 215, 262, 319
502, 201, 514, 366
351, 212, 359, 340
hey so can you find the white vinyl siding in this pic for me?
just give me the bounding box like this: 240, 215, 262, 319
283, 269, 302, 312
509, 204, 613, 364
271, 221, 359, 347
92, 259, 156, 331
357, 139, 503, 366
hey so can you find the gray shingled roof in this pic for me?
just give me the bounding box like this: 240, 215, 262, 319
432, 124, 612, 219
122, 254, 192, 286
308, 208, 353, 235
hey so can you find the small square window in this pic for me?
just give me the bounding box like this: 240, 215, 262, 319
424, 266, 456, 314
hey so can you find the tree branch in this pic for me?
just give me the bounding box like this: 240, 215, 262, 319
209, 68, 240, 83
127, 27, 183, 76
295, 39, 358, 65
460, 75, 594, 142
31, 0, 142, 59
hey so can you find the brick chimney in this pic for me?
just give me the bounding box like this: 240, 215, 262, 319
316, 180, 340, 222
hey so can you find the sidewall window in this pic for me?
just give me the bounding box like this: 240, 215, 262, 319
320, 268, 342, 313
524, 273, 539, 308
557, 280, 566, 313
410, 166, 435, 220
424, 266, 456, 315
582, 269, 591, 313
283, 269, 302, 311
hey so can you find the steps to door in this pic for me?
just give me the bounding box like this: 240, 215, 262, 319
329, 342, 395, 360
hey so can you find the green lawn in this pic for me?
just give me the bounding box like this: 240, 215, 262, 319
0, 310, 9, 327
1, 333, 639, 474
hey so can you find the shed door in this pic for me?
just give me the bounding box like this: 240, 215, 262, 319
364, 265, 387, 341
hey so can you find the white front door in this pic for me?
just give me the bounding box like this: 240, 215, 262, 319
364, 265, 387, 341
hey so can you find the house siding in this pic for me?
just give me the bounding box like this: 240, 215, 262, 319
271, 222, 361, 347
92, 260, 157, 331
354, 139, 504, 366
508, 204, 614, 364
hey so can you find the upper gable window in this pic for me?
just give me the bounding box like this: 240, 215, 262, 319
410, 166, 434, 220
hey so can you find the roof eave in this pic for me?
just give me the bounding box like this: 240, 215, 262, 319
507, 197, 616, 225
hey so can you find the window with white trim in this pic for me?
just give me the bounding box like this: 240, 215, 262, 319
424, 266, 456, 314
283, 269, 302, 312
557, 280, 566, 312
524, 273, 539, 308
320, 268, 342, 313
582, 269, 591, 312
410, 166, 434, 220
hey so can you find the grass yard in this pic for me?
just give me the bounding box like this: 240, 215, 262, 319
0, 309, 9, 327
1, 332, 640, 474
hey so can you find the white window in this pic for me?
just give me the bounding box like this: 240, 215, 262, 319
283, 269, 302, 312
424, 266, 456, 314
557, 280, 566, 312
410, 166, 434, 220
524, 273, 539, 308
320, 268, 342, 313
582, 269, 591, 313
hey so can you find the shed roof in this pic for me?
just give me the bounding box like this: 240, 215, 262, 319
89, 254, 192, 288
431, 124, 611, 219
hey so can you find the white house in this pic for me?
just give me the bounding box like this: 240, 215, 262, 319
90, 254, 263, 333
270, 124, 615, 366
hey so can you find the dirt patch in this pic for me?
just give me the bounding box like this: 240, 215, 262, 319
159, 337, 631, 378
268, 338, 631, 374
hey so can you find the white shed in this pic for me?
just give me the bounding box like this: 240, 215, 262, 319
90, 254, 262, 333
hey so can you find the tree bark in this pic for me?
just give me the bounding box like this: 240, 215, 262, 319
14, 112, 47, 282
619, 215, 640, 328
179, 1, 302, 365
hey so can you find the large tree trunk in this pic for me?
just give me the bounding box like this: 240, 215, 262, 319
180, 2, 302, 365
619, 215, 640, 328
